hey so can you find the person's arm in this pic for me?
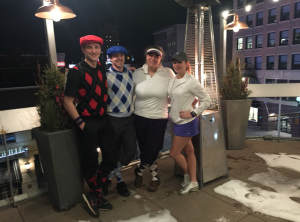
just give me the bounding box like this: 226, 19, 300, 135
63, 96, 85, 130
179, 80, 211, 119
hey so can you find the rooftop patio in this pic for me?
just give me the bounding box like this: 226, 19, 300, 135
0, 139, 299, 222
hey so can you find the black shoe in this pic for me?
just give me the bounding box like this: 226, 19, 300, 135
134, 167, 143, 188
82, 193, 99, 217
102, 179, 111, 196
97, 196, 113, 211
117, 181, 130, 197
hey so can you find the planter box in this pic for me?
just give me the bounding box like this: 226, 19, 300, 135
221, 99, 252, 150
32, 128, 83, 209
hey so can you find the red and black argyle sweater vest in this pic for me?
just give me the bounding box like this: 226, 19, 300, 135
73, 61, 108, 117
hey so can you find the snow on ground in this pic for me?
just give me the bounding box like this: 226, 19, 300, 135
214, 216, 230, 222
214, 153, 300, 222
255, 153, 300, 174
115, 210, 177, 222
134, 195, 141, 199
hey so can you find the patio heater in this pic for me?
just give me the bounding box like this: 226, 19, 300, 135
174, 0, 229, 188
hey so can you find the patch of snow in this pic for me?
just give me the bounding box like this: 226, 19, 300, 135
255, 153, 300, 174
214, 170, 300, 222
134, 195, 141, 199
115, 209, 177, 222
214, 216, 230, 222
234, 210, 247, 214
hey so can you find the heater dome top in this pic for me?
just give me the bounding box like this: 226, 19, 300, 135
175, 0, 221, 7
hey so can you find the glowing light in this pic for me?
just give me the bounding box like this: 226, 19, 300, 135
296, 97, 300, 102
50, 7, 61, 22
242, 77, 246, 81
25, 162, 31, 171
214, 133, 218, 140
222, 11, 229, 18
97, 147, 100, 152
233, 26, 240, 33
273, 0, 278, 2
202, 74, 207, 79
245, 5, 252, 12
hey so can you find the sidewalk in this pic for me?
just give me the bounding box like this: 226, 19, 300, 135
1, 140, 300, 222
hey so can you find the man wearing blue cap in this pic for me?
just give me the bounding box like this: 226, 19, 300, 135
102, 46, 136, 197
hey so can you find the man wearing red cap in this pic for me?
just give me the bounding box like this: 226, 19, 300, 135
64, 35, 118, 217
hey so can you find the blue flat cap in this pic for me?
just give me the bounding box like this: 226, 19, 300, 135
107, 46, 128, 56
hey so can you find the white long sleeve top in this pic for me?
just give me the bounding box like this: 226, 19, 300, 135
168, 72, 211, 125
133, 64, 175, 119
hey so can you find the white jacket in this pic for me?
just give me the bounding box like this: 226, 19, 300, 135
168, 72, 211, 125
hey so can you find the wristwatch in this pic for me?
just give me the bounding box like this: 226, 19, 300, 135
190, 111, 197, 117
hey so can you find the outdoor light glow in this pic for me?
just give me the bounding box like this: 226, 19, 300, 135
245, 5, 252, 12
214, 133, 218, 140
273, 0, 278, 2
50, 7, 61, 22
202, 74, 207, 79
242, 77, 246, 81
24, 162, 30, 171
97, 147, 100, 153
296, 97, 300, 102
222, 11, 229, 18
233, 26, 240, 32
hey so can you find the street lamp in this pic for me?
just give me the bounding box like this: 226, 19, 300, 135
219, 11, 249, 78
35, 0, 76, 67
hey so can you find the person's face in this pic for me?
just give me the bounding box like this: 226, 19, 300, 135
110, 53, 125, 68
146, 52, 161, 69
172, 59, 187, 74
82, 42, 101, 62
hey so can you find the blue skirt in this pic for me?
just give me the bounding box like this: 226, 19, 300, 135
173, 118, 199, 137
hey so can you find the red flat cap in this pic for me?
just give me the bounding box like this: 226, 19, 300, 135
80, 35, 103, 47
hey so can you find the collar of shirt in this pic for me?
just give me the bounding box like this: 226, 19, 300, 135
81, 59, 101, 71
110, 66, 127, 74
142, 64, 164, 74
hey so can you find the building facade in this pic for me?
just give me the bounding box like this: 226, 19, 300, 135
232, 0, 300, 136
99, 24, 120, 61
153, 24, 186, 69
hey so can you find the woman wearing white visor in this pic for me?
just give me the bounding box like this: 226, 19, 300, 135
133, 45, 175, 192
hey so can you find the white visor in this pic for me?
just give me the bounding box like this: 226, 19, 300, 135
146, 48, 162, 57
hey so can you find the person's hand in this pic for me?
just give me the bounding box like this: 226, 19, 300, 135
192, 98, 199, 107
127, 67, 136, 71
179, 111, 192, 119
79, 122, 85, 131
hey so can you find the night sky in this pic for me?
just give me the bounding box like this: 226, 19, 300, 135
0, 0, 232, 63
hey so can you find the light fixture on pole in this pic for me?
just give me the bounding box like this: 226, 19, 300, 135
219, 12, 249, 77
35, 0, 76, 22
35, 0, 76, 67
245, 5, 252, 12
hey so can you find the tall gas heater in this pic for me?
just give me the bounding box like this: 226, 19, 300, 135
174, 0, 228, 188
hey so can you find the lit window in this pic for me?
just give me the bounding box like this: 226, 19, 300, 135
237, 38, 243, 50
279, 30, 289, 46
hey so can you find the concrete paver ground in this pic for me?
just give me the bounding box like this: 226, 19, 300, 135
0, 140, 299, 222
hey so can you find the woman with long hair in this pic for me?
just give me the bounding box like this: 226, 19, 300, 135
168, 52, 210, 195
133, 45, 175, 192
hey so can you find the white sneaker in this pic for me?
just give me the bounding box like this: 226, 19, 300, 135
181, 174, 190, 188
180, 181, 199, 195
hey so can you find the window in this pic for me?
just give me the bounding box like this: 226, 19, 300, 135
245, 57, 251, 69
268, 32, 276, 47
279, 55, 288, 70
239, 16, 244, 22
268, 8, 276, 23
256, 12, 263, 26
246, 36, 252, 49
292, 54, 300, 70
247, 0, 253, 3
237, 38, 243, 50
281, 5, 290, 21
237, 0, 243, 9
266, 56, 275, 70
266, 79, 276, 84
256, 0, 263, 3
293, 28, 300, 44
295, 2, 300, 19
255, 56, 262, 70
246, 14, 253, 27
256, 34, 263, 48
279, 30, 289, 46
